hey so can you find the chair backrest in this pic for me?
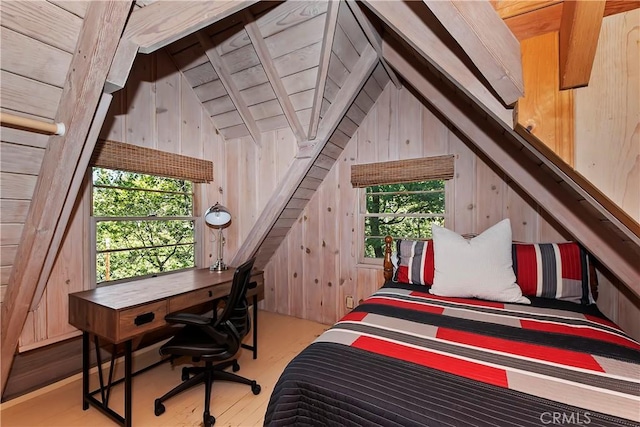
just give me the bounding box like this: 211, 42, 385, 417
215, 258, 255, 343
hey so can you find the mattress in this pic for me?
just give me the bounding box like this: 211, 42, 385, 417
264, 282, 640, 426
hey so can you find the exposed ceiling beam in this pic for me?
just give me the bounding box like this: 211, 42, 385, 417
315, 45, 377, 143
559, 0, 606, 89
423, 0, 524, 106
515, 123, 639, 241
346, 0, 402, 89
105, 38, 138, 94
30, 95, 113, 313
308, 0, 340, 140
383, 36, 639, 296
502, 0, 637, 41
362, 0, 514, 128
197, 31, 261, 147
243, 11, 306, 144
0, 1, 132, 396
105, 0, 258, 93
230, 45, 378, 267
379, 9, 640, 246
125, 0, 258, 54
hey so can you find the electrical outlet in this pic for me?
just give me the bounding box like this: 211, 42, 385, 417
346, 295, 354, 309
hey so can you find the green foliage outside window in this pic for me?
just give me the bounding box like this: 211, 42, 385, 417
364, 180, 445, 258
93, 168, 195, 284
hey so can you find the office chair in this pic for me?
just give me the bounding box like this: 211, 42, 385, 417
154, 258, 261, 427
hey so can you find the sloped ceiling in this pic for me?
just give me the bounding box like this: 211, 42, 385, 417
1, 0, 639, 396
167, 1, 326, 141
163, 1, 389, 145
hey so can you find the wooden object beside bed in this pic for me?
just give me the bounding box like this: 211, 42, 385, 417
383, 235, 394, 281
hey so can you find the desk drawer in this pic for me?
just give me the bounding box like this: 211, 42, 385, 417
169, 283, 232, 314
119, 301, 167, 341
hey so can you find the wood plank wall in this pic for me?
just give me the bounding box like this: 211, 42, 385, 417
0, 1, 88, 304
14, 48, 299, 352
222, 128, 298, 262
573, 10, 640, 340
263, 82, 640, 341
263, 83, 562, 325
575, 10, 639, 222
15, 51, 215, 351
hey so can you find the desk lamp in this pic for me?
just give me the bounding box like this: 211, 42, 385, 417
204, 203, 232, 271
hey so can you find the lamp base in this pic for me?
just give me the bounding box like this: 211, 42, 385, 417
210, 259, 227, 272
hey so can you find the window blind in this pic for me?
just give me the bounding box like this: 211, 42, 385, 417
91, 139, 213, 183
351, 154, 454, 187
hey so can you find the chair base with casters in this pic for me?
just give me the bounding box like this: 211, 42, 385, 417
154, 258, 260, 427
154, 356, 260, 427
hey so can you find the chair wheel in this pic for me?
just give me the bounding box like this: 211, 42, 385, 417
251, 382, 261, 395
232, 361, 240, 372
154, 399, 165, 416
204, 413, 216, 427
181, 367, 190, 381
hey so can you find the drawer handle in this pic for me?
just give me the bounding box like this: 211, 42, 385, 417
208, 290, 213, 298
134, 312, 155, 326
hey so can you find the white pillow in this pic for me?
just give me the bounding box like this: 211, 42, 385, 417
430, 219, 530, 304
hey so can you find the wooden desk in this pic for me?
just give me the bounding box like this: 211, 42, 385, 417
69, 268, 264, 427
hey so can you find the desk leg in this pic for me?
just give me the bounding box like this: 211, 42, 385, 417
253, 294, 257, 359
124, 340, 132, 427
82, 332, 89, 410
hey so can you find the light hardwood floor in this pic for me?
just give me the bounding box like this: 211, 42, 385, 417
0, 311, 328, 427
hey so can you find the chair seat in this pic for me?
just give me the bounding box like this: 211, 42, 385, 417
160, 326, 233, 360
155, 258, 258, 427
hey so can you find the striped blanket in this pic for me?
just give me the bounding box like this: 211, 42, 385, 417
265, 282, 640, 426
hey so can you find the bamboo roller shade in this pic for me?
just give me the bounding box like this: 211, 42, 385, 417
91, 139, 213, 183
351, 155, 455, 187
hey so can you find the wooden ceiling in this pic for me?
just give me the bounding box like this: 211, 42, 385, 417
141, 1, 394, 146
1, 0, 638, 398
129, 0, 640, 146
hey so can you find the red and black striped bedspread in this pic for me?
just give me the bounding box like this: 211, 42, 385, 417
265, 282, 640, 426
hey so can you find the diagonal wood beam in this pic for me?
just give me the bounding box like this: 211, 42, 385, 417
127, 0, 258, 54
104, 38, 138, 94
383, 36, 639, 296
346, 0, 401, 89
243, 11, 306, 144
362, 0, 514, 127
423, 0, 523, 106
315, 45, 377, 143
230, 45, 378, 267
0, 1, 132, 396
197, 31, 262, 147
559, 0, 606, 89
105, 1, 258, 93
379, 8, 640, 246
30, 95, 113, 313
308, 0, 340, 140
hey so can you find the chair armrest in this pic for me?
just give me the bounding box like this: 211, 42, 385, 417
164, 312, 210, 327
248, 281, 257, 290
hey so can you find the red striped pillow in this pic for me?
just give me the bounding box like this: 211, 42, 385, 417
512, 242, 594, 304
393, 239, 435, 286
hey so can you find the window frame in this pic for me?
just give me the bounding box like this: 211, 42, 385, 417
90, 167, 201, 287
357, 180, 448, 266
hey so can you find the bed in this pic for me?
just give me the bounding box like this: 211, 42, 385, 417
264, 235, 640, 427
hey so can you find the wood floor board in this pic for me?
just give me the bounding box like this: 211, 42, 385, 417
0, 311, 328, 426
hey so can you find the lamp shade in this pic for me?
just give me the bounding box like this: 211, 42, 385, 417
204, 203, 231, 228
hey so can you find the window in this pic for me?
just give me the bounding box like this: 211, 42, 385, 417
92, 168, 196, 284
360, 180, 446, 260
